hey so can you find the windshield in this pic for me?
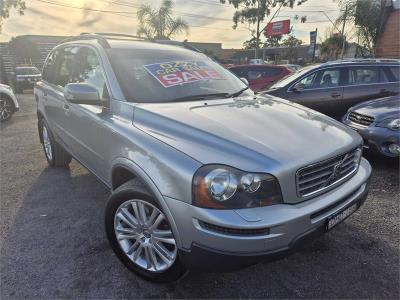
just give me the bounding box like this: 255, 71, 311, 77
107, 48, 248, 102
16, 67, 40, 75
269, 65, 317, 89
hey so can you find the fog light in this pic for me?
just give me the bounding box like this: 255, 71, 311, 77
388, 144, 400, 155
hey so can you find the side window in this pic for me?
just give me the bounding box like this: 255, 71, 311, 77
231, 67, 247, 79
298, 72, 317, 89
388, 66, 400, 82
348, 67, 379, 85
53, 46, 78, 88
42, 50, 58, 83
248, 69, 262, 80
73, 47, 107, 98
380, 67, 390, 83
314, 69, 340, 88
262, 67, 281, 77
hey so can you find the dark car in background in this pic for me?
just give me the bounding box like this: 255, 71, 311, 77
229, 64, 291, 92
14, 66, 42, 93
264, 59, 400, 118
343, 96, 400, 158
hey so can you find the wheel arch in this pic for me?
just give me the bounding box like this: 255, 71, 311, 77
110, 157, 183, 248
0, 92, 15, 110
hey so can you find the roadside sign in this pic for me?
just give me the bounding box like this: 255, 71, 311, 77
264, 20, 291, 37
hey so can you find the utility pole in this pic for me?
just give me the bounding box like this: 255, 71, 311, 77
255, 0, 260, 59
340, 4, 348, 59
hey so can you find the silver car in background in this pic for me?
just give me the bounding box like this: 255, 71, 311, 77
34, 34, 371, 282
0, 83, 19, 122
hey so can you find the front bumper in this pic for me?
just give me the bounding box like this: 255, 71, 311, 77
342, 120, 400, 157
165, 158, 371, 271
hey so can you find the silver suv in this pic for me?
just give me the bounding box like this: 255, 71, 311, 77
34, 34, 371, 282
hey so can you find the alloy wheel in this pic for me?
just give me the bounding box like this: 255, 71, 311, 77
114, 199, 177, 272
42, 125, 53, 161
0, 97, 12, 121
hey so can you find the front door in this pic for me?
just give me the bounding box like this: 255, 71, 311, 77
61, 46, 111, 181
286, 67, 344, 117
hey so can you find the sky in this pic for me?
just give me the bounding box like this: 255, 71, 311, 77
1, 0, 342, 48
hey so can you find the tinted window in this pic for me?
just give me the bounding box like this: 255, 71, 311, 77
247, 67, 281, 80
316, 69, 340, 87
53, 46, 78, 88
42, 51, 58, 83
348, 66, 379, 85
388, 66, 400, 81
297, 68, 341, 89
298, 72, 317, 89
74, 47, 107, 98
230, 67, 248, 78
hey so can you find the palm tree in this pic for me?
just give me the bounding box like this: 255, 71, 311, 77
137, 0, 189, 40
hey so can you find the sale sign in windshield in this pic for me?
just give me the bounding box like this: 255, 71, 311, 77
144, 61, 225, 88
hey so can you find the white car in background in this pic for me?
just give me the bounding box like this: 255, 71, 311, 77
0, 84, 19, 122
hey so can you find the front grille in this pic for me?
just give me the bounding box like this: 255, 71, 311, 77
296, 148, 361, 198
198, 221, 270, 236
348, 111, 375, 126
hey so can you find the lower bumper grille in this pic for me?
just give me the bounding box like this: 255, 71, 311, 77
199, 221, 270, 236
296, 148, 362, 198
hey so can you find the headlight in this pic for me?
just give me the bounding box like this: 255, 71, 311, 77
377, 118, 400, 130
193, 165, 283, 209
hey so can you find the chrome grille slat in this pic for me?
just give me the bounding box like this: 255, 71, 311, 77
296, 148, 360, 198
348, 111, 375, 126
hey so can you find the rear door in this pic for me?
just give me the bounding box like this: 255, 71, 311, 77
341, 65, 388, 114
381, 65, 400, 97
285, 67, 344, 117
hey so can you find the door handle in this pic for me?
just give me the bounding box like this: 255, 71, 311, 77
331, 93, 341, 98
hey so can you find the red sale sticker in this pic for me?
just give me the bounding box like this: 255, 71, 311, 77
143, 61, 225, 88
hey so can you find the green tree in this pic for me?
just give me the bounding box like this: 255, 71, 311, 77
0, 0, 26, 32
137, 0, 189, 40
243, 37, 260, 49
319, 32, 348, 60
220, 0, 308, 58
281, 34, 302, 62
335, 0, 389, 56
263, 35, 282, 48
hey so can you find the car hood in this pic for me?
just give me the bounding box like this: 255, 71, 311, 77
133, 95, 361, 173
350, 96, 400, 121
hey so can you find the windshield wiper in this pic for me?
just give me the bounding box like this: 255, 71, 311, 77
227, 86, 250, 98
170, 93, 230, 102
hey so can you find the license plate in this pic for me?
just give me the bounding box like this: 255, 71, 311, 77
326, 202, 358, 231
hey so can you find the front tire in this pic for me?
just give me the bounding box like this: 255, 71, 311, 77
0, 94, 14, 122
39, 119, 72, 167
105, 179, 187, 282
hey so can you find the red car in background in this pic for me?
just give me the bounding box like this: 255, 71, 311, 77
229, 64, 292, 92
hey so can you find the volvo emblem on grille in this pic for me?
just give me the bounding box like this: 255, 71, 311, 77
325, 154, 349, 186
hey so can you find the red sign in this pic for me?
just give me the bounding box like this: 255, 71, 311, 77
264, 20, 291, 37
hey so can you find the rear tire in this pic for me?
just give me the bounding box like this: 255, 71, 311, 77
39, 118, 72, 167
105, 179, 187, 282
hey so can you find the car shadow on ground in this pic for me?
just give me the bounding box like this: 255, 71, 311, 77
1, 156, 399, 299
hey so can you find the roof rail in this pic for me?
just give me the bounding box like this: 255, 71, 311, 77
153, 39, 202, 53
60, 33, 111, 48
92, 33, 146, 40
59, 33, 202, 53
323, 58, 400, 64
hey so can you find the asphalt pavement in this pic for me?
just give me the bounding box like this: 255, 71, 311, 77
1, 93, 399, 299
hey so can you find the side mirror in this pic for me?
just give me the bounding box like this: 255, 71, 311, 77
64, 83, 101, 105
292, 82, 305, 92
240, 77, 249, 86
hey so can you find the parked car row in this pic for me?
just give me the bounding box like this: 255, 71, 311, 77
13, 66, 42, 94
